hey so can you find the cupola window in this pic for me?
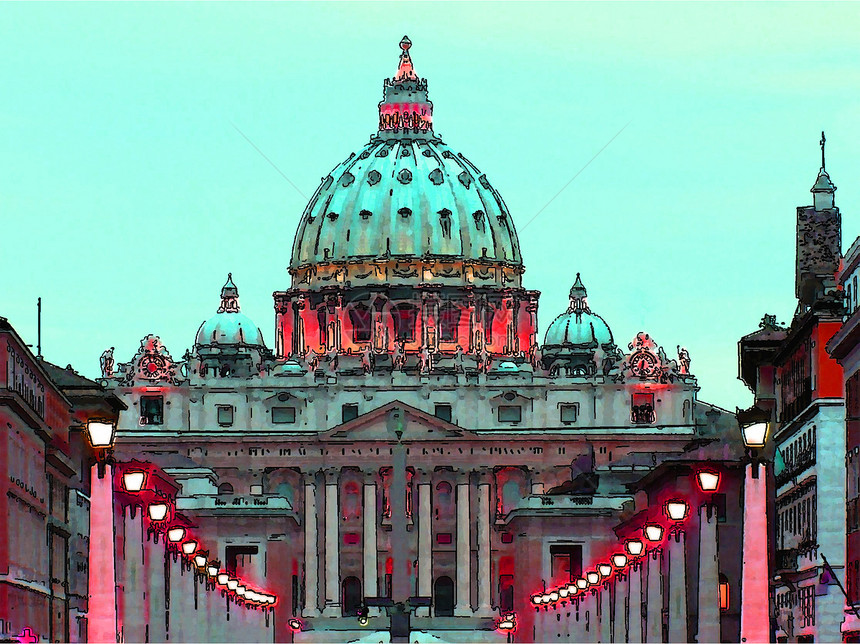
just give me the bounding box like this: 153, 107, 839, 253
359, 209, 372, 220
217, 405, 234, 427
398, 207, 412, 218
498, 405, 522, 424
428, 168, 444, 185
392, 303, 418, 342
631, 392, 656, 424
367, 170, 381, 186
272, 406, 296, 424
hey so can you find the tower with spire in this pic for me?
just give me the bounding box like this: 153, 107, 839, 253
377, 36, 434, 137
796, 132, 842, 308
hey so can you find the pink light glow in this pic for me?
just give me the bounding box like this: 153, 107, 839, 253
88, 463, 117, 643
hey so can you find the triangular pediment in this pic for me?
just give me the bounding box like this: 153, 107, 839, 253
321, 400, 474, 442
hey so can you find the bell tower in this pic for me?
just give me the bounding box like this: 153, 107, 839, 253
796, 132, 840, 309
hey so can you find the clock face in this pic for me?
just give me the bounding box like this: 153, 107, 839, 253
631, 350, 658, 378
139, 354, 169, 381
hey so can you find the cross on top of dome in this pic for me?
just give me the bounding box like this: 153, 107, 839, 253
379, 36, 433, 136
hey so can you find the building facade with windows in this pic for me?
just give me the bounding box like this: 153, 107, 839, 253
99, 38, 744, 643
740, 154, 848, 642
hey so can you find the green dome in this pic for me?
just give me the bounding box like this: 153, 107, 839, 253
195, 312, 265, 348
544, 310, 614, 348
290, 137, 521, 269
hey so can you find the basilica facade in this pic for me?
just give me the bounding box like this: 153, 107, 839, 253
100, 38, 741, 643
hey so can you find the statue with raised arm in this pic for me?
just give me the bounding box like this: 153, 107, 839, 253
360, 344, 374, 374
678, 346, 691, 375
99, 347, 115, 378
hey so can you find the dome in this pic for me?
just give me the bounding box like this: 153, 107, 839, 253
543, 274, 614, 350
194, 274, 267, 348
544, 311, 613, 348
289, 37, 521, 273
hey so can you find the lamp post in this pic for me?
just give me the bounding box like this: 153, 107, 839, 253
664, 499, 689, 643
624, 538, 645, 643
740, 421, 771, 643
85, 419, 119, 644
696, 468, 722, 643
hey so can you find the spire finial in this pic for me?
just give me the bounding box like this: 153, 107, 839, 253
218, 273, 240, 313
820, 131, 826, 171
569, 273, 589, 313
394, 35, 418, 82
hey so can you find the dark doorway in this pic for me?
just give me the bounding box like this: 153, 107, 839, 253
342, 576, 362, 616
434, 576, 455, 616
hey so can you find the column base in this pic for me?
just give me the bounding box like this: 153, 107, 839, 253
414, 607, 431, 618
301, 608, 321, 618
321, 604, 341, 618
475, 604, 495, 618
454, 606, 473, 617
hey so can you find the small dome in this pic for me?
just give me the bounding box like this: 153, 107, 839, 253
544, 311, 613, 348
196, 312, 265, 348
194, 274, 267, 348
543, 274, 614, 350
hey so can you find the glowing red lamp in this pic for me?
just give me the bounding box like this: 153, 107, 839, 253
575, 578, 588, 590
167, 527, 185, 543
531, 594, 542, 605
181, 540, 197, 555
122, 471, 146, 493
236, 585, 246, 596
498, 614, 517, 631
665, 499, 689, 522
586, 571, 600, 585
612, 553, 628, 568
207, 563, 219, 577
549, 590, 559, 602
559, 587, 569, 598
217, 572, 229, 585
148, 503, 169, 522
288, 619, 302, 631
696, 470, 721, 493
598, 563, 612, 578
227, 578, 239, 591
625, 539, 644, 557
644, 524, 664, 542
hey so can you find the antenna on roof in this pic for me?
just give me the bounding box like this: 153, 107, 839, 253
37, 297, 42, 359
820, 131, 826, 171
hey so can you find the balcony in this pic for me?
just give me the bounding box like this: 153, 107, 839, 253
779, 386, 812, 424
775, 446, 816, 487
776, 548, 798, 574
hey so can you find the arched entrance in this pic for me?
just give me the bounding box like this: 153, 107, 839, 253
342, 576, 362, 616
434, 576, 454, 616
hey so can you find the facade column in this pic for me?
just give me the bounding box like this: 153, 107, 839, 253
303, 473, 320, 617
667, 530, 688, 643
628, 562, 644, 643
570, 596, 586, 641
599, 584, 612, 643
741, 462, 770, 643
697, 505, 721, 643
476, 471, 492, 615
645, 550, 663, 643
363, 471, 379, 616
454, 473, 472, 616
614, 573, 629, 643
585, 589, 599, 643
322, 468, 341, 616
416, 478, 433, 617
120, 504, 145, 643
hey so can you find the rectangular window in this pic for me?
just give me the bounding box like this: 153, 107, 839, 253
498, 405, 522, 423
342, 404, 359, 423
434, 403, 452, 423
550, 544, 582, 586
225, 545, 259, 575
501, 533, 514, 544
560, 403, 578, 424
631, 392, 655, 424
140, 395, 163, 425
272, 406, 297, 424
217, 405, 234, 426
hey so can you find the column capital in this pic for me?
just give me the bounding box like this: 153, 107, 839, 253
324, 468, 341, 485
475, 469, 493, 485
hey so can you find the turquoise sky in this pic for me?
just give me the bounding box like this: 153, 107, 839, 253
2, 2, 859, 411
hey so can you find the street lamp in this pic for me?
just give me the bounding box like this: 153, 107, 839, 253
696, 470, 721, 493
122, 470, 146, 493
739, 420, 771, 643
182, 540, 197, 556
665, 499, 689, 523
612, 553, 628, 569
217, 572, 229, 586
644, 524, 664, 543
598, 563, 612, 579
227, 578, 239, 591
625, 539, 644, 558
167, 527, 186, 544
148, 501, 169, 522
575, 578, 588, 591
586, 571, 600, 586
85, 419, 118, 644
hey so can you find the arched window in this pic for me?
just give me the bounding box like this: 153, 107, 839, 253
349, 304, 372, 343
434, 576, 455, 616
392, 303, 418, 342
435, 481, 453, 520
342, 481, 361, 520
342, 576, 362, 616
218, 482, 234, 495
439, 304, 461, 343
